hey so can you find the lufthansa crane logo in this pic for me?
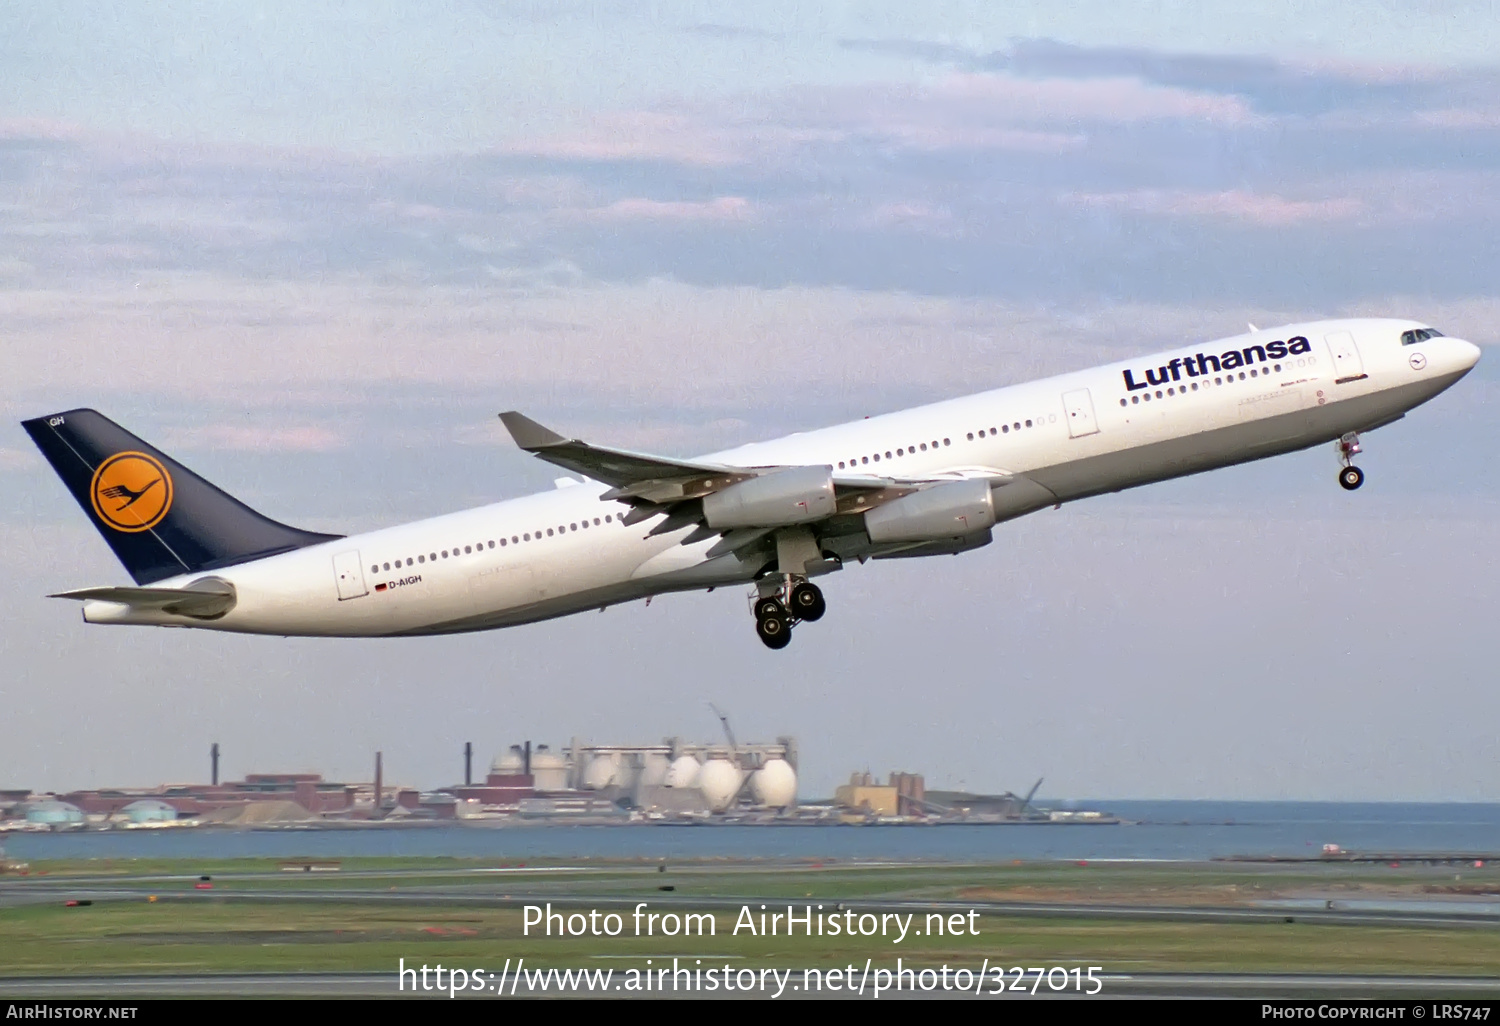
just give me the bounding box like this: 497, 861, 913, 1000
90, 452, 173, 532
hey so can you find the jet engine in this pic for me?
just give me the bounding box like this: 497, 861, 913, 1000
702, 466, 837, 529
864, 479, 996, 543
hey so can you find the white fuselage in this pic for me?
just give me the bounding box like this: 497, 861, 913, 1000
80, 318, 1481, 636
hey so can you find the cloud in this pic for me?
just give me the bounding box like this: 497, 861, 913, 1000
171, 424, 349, 454
841, 37, 1457, 117
926, 72, 1263, 126
583, 196, 755, 222
1067, 188, 1366, 226
505, 112, 752, 168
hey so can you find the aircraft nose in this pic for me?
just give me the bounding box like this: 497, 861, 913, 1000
1457, 339, 1483, 369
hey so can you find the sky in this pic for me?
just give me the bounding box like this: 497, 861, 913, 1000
2, 2, 1499, 800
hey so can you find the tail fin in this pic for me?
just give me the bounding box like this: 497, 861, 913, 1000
22, 409, 341, 584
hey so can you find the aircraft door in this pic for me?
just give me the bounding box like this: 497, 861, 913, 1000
1062, 388, 1100, 438
333, 550, 369, 600
1324, 331, 1365, 380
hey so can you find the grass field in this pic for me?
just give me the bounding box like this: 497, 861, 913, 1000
2, 857, 1498, 977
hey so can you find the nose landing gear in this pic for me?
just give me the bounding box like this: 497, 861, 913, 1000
752, 579, 826, 649
1336, 432, 1365, 491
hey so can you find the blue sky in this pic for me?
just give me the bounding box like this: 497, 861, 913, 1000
2, 2, 1498, 799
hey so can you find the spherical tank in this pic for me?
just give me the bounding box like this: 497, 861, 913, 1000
530, 750, 570, 791
639, 753, 670, 788
490, 752, 524, 775
750, 759, 797, 808
698, 759, 743, 812
583, 754, 619, 790
665, 755, 701, 788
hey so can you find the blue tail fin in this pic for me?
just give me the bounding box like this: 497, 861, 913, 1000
22, 409, 341, 584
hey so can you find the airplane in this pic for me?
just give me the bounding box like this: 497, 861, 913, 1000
21, 317, 1480, 650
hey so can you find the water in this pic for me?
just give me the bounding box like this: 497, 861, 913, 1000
4, 802, 1498, 862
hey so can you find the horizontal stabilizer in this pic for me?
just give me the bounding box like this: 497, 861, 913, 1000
50, 579, 237, 619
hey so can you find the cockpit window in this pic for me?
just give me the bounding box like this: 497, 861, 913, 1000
1401, 328, 1445, 345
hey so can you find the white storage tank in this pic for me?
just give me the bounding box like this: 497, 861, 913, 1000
750, 759, 797, 808
490, 749, 524, 775
698, 759, 744, 812
638, 753, 670, 788
665, 755, 701, 788
583, 753, 620, 790
530, 748, 570, 791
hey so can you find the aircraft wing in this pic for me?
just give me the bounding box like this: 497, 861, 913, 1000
499, 411, 762, 502
50, 580, 237, 619
499, 411, 1009, 557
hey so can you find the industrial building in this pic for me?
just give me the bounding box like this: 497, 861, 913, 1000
446, 736, 800, 819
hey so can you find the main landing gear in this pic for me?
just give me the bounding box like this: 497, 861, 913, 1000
1336, 432, 1365, 491
753, 579, 825, 650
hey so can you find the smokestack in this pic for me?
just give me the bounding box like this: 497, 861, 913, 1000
464, 741, 473, 786
374, 751, 383, 815
210, 742, 219, 787
523, 740, 531, 778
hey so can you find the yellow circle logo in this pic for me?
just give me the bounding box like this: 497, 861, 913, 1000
90, 452, 173, 532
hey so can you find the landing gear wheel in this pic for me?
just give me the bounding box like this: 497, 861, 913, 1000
789, 582, 826, 622
1339, 466, 1365, 491
755, 613, 792, 650
754, 597, 787, 621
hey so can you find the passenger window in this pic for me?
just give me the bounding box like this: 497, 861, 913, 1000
512, 535, 519, 543
977, 430, 985, 438
370, 564, 378, 574
885, 451, 892, 459
1215, 377, 1222, 384
1120, 399, 1127, 407
500, 538, 507, 546
464, 545, 471, 554
862, 456, 869, 464
1131, 395, 1139, 404
383, 562, 390, 571
896, 448, 903, 456
594, 518, 600, 526
1239, 372, 1246, 380
418, 555, 425, 563
1143, 393, 1151, 401
1191, 382, 1198, 391
873, 454, 880, 462
942, 438, 950, 446
523, 533, 530, 541
838, 461, 845, 468
605, 515, 612, 522
1025, 420, 1032, 427
1155, 391, 1162, 398
547, 529, 554, 537
967, 433, 974, 441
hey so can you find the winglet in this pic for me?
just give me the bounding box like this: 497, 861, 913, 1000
499, 411, 570, 451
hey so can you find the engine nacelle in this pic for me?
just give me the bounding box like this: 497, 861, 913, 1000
702, 466, 836, 529
864, 479, 997, 543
